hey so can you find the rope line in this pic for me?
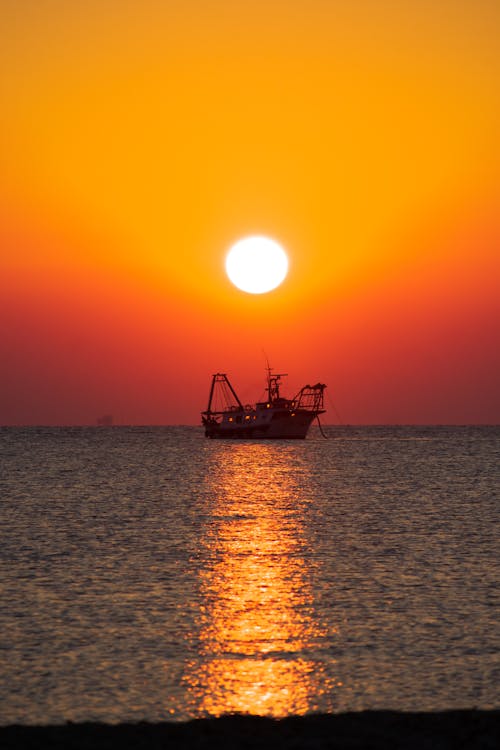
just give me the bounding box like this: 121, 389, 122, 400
326, 390, 344, 426
316, 415, 329, 439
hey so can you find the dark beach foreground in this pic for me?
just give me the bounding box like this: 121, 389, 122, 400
2, 711, 499, 749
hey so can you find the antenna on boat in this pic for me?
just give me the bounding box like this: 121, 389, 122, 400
262, 349, 271, 375
261, 351, 289, 402
262, 350, 272, 400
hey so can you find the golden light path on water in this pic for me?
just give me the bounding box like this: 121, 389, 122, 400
184, 444, 340, 716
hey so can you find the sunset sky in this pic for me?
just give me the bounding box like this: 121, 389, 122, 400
1, 0, 499, 425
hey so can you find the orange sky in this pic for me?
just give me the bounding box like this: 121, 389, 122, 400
1, 0, 499, 424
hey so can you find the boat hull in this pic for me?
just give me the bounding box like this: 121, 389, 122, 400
204, 410, 317, 439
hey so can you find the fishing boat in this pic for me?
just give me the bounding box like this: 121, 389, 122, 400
202, 368, 326, 439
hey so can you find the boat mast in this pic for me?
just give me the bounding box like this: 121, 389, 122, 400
206, 373, 244, 413
265, 361, 287, 402
206, 374, 217, 413
223, 374, 244, 410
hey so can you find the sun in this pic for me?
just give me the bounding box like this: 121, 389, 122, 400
225, 236, 289, 294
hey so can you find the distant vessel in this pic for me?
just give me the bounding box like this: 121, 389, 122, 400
202, 368, 326, 439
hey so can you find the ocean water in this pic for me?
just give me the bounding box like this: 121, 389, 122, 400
0, 425, 498, 724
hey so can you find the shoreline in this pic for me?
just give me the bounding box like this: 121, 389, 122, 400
2, 710, 499, 749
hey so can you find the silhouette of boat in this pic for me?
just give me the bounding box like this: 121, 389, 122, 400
202, 368, 326, 439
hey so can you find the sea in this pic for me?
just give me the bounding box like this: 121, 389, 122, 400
0, 425, 498, 725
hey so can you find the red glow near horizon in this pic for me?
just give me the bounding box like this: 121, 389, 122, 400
1, 2, 499, 425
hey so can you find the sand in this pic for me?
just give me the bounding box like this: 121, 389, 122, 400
1, 710, 499, 749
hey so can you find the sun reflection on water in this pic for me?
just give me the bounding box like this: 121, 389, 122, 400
185, 444, 336, 717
